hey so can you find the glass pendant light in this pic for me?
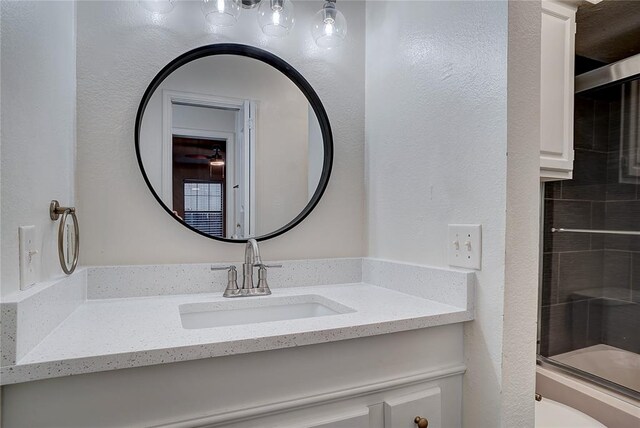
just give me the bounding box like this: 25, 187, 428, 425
257, 0, 295, 37
311, 0, 347, 48
241, 0, 261, 9
138, 0, 174, 14
202, 0, 241, 27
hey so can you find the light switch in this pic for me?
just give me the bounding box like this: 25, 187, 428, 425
19, 226, 38, 290
448, 224, 481, 270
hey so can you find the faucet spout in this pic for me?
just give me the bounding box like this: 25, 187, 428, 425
242, 239, 262, 290
244, 238, 262, 266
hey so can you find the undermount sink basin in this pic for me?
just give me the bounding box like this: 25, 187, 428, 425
179, 295, 354, 329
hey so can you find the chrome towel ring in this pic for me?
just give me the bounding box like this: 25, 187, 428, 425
50, 200, 79, 274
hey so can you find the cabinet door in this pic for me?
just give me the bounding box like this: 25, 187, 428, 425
540, 0, 576, 180
384, 387, 442, 428
306, 407, 370, 428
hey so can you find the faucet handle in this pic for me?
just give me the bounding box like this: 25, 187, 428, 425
211, 265, 240, 297
258, 263, 283, 269
211, 265, 236, 271
255, 264, 279, 295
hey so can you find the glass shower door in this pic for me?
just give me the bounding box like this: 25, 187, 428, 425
539, 57, 640, 398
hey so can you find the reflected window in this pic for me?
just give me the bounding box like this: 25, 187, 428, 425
183, 181, 224, 237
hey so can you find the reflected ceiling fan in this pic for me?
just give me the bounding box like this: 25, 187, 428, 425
184, 148, 225, 166
184, 148, 225, 178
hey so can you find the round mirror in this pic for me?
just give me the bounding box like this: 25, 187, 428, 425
135, 44, 333, 242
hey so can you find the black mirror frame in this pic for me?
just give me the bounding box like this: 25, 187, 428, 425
135, 44, 333, 243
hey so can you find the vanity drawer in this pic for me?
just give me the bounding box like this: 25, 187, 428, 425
383, 387, 442, 428
305, 407, 370, 428
218, 405, 371, 428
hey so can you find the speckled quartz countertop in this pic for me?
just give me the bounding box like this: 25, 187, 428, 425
1, 283, 471, 384
0, 258, 475, 384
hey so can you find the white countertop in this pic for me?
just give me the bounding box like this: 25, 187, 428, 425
1, 283, 471, 384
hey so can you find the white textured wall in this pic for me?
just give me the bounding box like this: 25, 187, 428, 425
365, 1, 510, 426
1, 1, 76, 297
76, 0, 365, 265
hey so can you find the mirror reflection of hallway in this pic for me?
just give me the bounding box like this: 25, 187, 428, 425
172, 135, 227, 238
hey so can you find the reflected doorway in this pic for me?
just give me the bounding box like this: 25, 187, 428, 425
172, 136, 227, 237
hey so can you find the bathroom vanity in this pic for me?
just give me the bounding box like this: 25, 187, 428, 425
1, 258, 474, 427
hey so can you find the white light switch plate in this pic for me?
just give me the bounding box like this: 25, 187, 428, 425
19, 225, 37, 290
448, 224, 482, 270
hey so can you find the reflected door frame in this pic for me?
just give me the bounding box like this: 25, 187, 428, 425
162, 90, 256, 238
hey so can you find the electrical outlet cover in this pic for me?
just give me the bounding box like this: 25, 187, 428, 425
19, 225, 37, 290
448, 224, 482, 270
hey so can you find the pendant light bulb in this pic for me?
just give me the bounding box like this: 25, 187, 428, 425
311, 0, 347, 48
202, 0, 241, 27
258, 0, 295, 37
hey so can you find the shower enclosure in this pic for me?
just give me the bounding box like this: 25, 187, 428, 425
539, 53, 640, 399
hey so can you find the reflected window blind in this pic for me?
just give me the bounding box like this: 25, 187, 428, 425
184, 182, 223, 237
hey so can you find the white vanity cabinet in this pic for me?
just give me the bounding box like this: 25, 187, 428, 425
2, 325, 464, 428
217, 380, 450, 428
540, 0, 577, 181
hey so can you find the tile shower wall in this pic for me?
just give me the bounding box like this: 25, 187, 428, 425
541, 89, 640, 357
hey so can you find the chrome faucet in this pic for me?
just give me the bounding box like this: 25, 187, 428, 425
211, 239, 282, 298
